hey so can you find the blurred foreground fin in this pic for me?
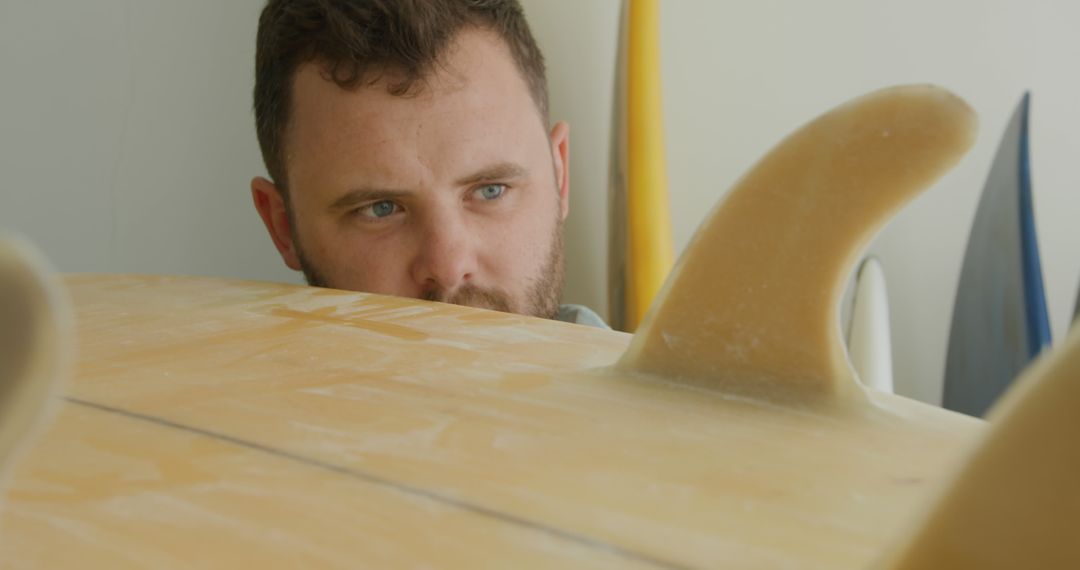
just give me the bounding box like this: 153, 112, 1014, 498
881, 326, 1080, 569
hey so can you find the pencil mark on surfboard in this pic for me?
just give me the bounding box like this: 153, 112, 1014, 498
63, 396, 693, 570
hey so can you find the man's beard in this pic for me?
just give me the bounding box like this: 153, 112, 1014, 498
293, 218, 565, 320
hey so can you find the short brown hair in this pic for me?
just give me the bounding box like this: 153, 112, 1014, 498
254, 0, 549, 194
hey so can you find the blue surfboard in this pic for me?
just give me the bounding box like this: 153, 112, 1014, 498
943, 93, 1052, 417
1073, 283, 1079, 329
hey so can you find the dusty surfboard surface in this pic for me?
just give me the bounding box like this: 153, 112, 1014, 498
0, 274, 980, 569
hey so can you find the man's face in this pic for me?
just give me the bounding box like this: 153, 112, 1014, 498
252, 28, 570, 319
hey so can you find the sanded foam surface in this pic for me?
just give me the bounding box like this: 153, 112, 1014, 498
2, 275, 982, 569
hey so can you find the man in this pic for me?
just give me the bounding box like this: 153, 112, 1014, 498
250, 0, 607, 328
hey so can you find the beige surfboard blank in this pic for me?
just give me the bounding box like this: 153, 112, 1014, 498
621, 85, 976, 406
0, 236, 69, 473
880, 325, 1080, 569
0, 275, 983, 569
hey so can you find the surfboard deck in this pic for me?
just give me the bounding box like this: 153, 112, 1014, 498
1, 274, 982, 569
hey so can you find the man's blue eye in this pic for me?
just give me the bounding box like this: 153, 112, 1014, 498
476, 184, 506, 200
362, 200, 398, 218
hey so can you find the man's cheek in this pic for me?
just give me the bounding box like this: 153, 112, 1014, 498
356, 242, 416, 295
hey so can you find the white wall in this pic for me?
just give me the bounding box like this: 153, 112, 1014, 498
2, 1, 1077, 406
0, 0, 293, 284
525, 0, 1080, 404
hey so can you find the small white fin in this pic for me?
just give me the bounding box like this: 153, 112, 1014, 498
849, 257, 894, 394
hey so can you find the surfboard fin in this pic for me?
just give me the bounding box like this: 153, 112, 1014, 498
848, 256, 895, 394
879, 325, 1080, 569
0, 236, 70, 473
617, 85, 977, 406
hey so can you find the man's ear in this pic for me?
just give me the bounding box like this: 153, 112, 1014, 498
549, 121, 570, 220
251, 177, 302, 271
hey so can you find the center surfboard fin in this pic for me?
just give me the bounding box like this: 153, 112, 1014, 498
617, 85, 977, 406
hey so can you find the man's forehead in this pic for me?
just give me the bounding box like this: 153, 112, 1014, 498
289, 72, 523, 173
286, 29, 547, 192
289, 27, 534, 133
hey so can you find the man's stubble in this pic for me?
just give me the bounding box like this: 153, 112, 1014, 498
290, 209, 565, 320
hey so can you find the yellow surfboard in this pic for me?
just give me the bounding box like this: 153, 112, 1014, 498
609, 0, 674, 332
3, 86, 1077, 569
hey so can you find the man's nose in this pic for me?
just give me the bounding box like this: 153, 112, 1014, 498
410, 213, 477, 297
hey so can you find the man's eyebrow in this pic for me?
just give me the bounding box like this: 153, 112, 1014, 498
455, 162, 529, 187
328, 189, 411, 212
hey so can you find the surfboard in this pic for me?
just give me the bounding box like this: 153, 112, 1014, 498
847, 257, 895, 394
607, 0, 675, 332
1073, 281, 1079, 328
943, 93, 1053, 417
4, 86, 1078, 568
